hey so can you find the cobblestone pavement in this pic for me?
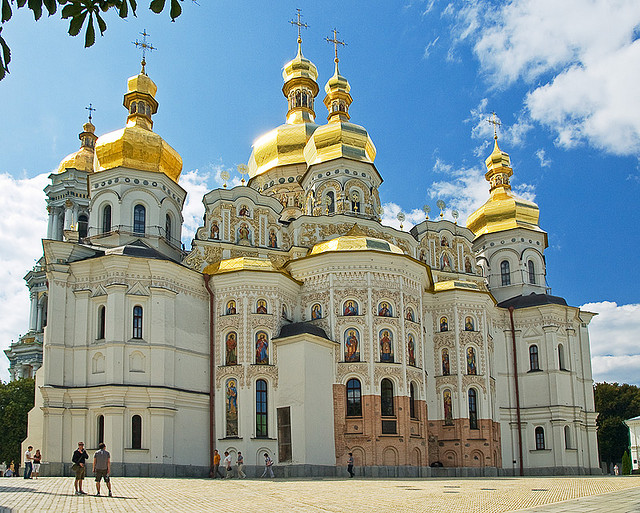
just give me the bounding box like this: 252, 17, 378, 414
0, 476, 638, 512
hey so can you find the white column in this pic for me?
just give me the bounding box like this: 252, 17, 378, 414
29, 292, 38, 331
64, 200, 73, 230
52, 209, 60, 240
47, 207, 54, 239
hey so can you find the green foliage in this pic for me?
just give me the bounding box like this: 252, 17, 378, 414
0, 378, 35, 468
0, 0, 186, 80
621, 451, 632, 475
594, 382, 640, 467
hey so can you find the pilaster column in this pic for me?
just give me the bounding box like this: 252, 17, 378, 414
64, 199, 73, 230
47, 206, 54, 239
29, 292, 38, 331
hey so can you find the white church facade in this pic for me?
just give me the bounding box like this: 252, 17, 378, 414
21, 37, 600, 477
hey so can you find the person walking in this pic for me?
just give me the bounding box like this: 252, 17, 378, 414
260, 453, 274, 478
93, 443, 112, 497
23, 446, 33, 479
32, 450, 42, 479
224, 451, 233, 479
211, 449, 224, 478
72, 441, 89, 495
236, 452, 246, 479
347, 452, 355, 478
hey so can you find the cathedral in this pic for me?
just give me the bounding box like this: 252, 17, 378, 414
20, 31, 600, 477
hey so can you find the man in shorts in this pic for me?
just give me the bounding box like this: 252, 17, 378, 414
72, 442, 89, 495
93, 442, 112, 497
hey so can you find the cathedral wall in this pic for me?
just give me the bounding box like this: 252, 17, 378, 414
427, 419, 501, 468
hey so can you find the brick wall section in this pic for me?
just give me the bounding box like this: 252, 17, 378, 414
428, 418, 502, 468
333, 384, 428, 467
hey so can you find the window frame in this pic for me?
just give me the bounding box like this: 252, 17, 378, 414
102, 204, 112, 233
500, 260, 511, 286
535, 426, 545, 450
133, 204, 146, 235
468, 388, 478, 430
381, 378, 395, 417
97, 305, 106, 340
256, 379, 268, 438
529, 345, 540, 371
132, 414, 142, 449
346, 378, 362, 418
528, 260, 536, 284
132, 305, 143, 340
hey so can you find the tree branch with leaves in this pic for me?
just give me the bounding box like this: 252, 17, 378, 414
0, 0, 186, 80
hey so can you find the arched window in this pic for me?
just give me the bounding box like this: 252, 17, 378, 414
256, 379, 268, 438
558, 343, 566, 370
102, 204, 112, 233
535, 426, 545, 450
132, 306, 143, 339
564, 425, 572, 449
409, 383, 417, 419
346, 379, 362, 417
97, 305, 106, 339
133, 204, 146, 234
529, 345, 539, 371
326, 191, 335, 214
165, 213, 172, 242
78, 214, 88, 239
130, 102, 137, 114
468, 389, 478, 430
500, 260, 511, 286
528, 260, 536, 284
132, 415, 142, 449
381, 379, 394, 417
97, 415, 104, 445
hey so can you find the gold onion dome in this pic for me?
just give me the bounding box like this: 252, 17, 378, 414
304, 59, 376, 166
247, 41, 320, 178
57, 121, 97, 173
466, 137, 541, 236
310, 225, 403, 256
94, 66, 182, 182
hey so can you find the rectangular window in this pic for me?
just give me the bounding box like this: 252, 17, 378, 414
132, 306, 143, 339
256, 380, 268, 438
277, 407, 292, 462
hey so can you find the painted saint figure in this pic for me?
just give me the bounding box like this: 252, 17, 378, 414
311, 303, 322, 320
443, 389, 453, 425
256, 332, 269, 364
406, 307, 415, 322
256, 300, 267, 314
238, 223, 250, 243
465, 259, 472, 274
343, 301, 358, 316
225, 332, 237, 366
226, 300, 236, 315
238, 205, 249, 217
442, 348, 450, 376
268, 230, 277, 248
344, 329, 360, 362
378, 302, 392, 317
210, 221, 220, 240
441, 253, 451, 270
380, 330, 393, 362
440, 316, 449, 332
408, 334, 416, 366
465, 316, 474, 331
467, 347, 477, 375
226, 379, 238, 436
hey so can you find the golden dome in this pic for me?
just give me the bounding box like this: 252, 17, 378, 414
309, 225, 403, 256
57, 122, 97, 174
304, 60, 376, 166
94, 68, 182, 182
466, 138, 541, 236
203, 257, 297, 283
247, 43, 320, 179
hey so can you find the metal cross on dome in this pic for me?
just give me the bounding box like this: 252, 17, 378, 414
85, 103, 96, 122
326, 28, 346, 62
487, 111, 502, 139
132, 30, 156, 73
289, 9, 309, 44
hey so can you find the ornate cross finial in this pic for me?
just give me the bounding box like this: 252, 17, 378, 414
326, 28, 346, 63
132, 29, 156, 74
289, 9, 308, 47
487, 111, 501, 140
85, 103, 96, 122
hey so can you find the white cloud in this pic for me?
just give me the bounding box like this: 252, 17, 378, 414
0, 172, 49, 382
535, 148, 551, 168
423, 36, 440, 59
448, 0, 640, 156
468, 99, 533, 146
380, 202, 425, 230
581, 301, 640, 386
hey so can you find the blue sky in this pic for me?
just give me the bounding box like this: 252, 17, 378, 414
1, 0, 639, 384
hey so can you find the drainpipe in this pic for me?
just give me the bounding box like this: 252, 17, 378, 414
509, 306, 524, 476
204, 274, 216, 472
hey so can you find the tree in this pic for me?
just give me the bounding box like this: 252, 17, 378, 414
621, 451, 632, 475
594, 382, 640, 470
0, 378, 35, 469
0, 0, 186, 80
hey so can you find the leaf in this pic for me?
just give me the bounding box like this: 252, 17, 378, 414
27, 0, 43, 21
128, 0, 136, 16
1, 0, 12, 23
118, 0, 127, 17
149, 0, 163, 14
169, 0, 180, 20
16, 0, 27, 8
42, 0, 57, 16
0, 29, 10, 80
95, 11, 106, 34
84, 13, 95, 47
68, 10, 88, 36
61, 2, 83, 18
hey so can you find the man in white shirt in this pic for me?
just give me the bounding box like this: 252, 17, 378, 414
223, 451, 233, 478
23, 446, 33, 479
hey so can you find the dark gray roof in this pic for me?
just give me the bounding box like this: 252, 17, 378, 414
497, 292, 568, 310
104, 240, 176, 262
274, 322, 331, 341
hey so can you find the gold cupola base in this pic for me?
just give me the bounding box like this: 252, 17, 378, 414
304, 120, 376, 166
57, 122, 97, 174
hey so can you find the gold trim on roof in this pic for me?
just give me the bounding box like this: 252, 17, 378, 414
309, 229, 404, 256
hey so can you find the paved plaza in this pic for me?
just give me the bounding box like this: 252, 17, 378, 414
0, 475, 638, 512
